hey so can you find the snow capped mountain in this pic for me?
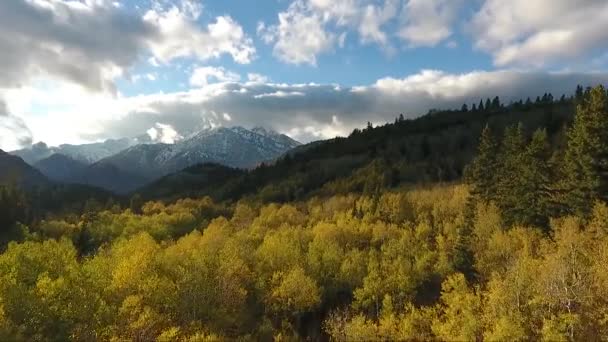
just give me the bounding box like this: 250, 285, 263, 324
11, 137, 147, 165
95, 126, 301, 184
13, 126, 300, 194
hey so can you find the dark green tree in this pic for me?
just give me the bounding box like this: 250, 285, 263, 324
558, 85, 608, 216
491, 96, 501, 110
485, 98, 492, 112
465, 125, 498, 203
496, 124, 526, 224
518, 129, 553, 228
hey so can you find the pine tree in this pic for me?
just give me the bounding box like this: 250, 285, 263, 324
485, 98, 492, 112
575, 85, 584, 100
478, 100, 485, 112
559, 85, 608, 216
465, 125, 498, 203
496, 123, 526, 225
517, 129, 552, 228
491, 96, 501, 110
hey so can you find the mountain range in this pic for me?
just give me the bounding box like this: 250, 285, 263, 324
7, 126, 300, 194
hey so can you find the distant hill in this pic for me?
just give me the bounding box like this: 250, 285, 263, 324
21, 126, 300, 194
0, 149, 49, 187
11, 138, 145, 165
138, 96, 575, 202
0, 149, 118, 217
97, 126, 301, 180
138, 163, 245, 201
34, 154, 88, 183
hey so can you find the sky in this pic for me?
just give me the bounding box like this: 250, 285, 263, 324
1, 0, 608, 150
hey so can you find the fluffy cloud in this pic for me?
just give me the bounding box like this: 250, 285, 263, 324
398, 0, 462, 47
0, 0, 255, 92
0, 99, 33, 151
190, 67, 241, 86
260, 0, 404, 65
470, 0, 608, 66
144, 6, 256, 65
147, 123, 182, 144
358, 0, 399, 46
5, 69, 601, 149
247, 73, 270, 83
258, 1, 336, 65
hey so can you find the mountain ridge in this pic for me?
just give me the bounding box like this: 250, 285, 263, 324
21, 126, 301, 194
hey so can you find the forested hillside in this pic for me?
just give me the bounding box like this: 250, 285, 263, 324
0, 86, 607, 340
139, 90, 574, 203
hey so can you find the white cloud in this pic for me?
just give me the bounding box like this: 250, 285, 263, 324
259, 0, 402, 65
0, 0, 255, 93
146, 122, 182, 144
144, 6, 256, 65
190, 67, 241, 86
0, 98, 32, 151
3, 69, 606, 150
254, 91, 305, 99
247, 73, 270, 83
398, 0, 462, 47
259, 0, 335, 65
358, 0, 399, 46
470, 0, 608, 67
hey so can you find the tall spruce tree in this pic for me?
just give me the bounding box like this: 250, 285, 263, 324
496, 123, 526, 225
485, 98, 492, 112
517, 129, 553, 228
465, 125, 498, 203
559, 85, 608, 216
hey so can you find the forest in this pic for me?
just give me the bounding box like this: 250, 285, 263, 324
0, 85, 607, 341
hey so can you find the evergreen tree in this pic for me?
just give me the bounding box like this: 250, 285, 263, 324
575, 85, 584, 100
461, 104, 469, 112
478, 100, 485, 112
485, 98, 492, 112
496, 124, 526, 225
516, 129, 552, 228
491, 96, 500, 110
559, 85, 608, 216
465, 125, 498, 203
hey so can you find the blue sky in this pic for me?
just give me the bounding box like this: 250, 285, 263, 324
117, 0, 495, 96
1, 0, 608, 149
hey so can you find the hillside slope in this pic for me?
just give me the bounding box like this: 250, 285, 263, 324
138, 97, 574, 202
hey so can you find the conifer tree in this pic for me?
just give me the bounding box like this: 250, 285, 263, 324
496, 124, 526, 225
485, 98, 492, 112
465, 125, 498, 203
559, 85, 608, 216
491, 96, 500, 110
517, 129, 552, 227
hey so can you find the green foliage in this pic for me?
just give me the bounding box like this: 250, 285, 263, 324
559, 85, 608, 216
